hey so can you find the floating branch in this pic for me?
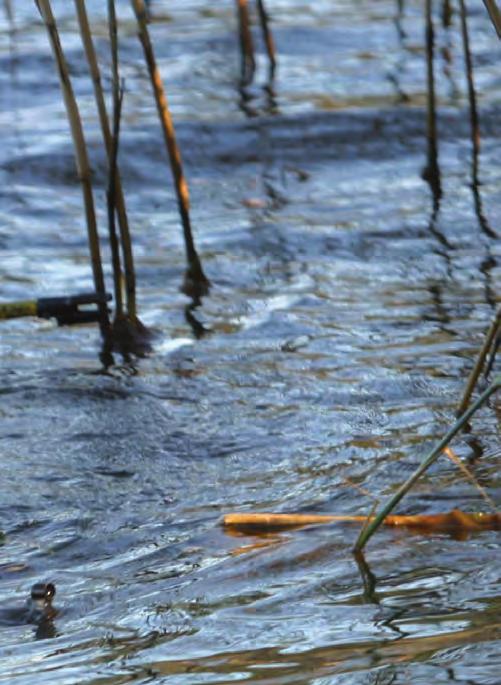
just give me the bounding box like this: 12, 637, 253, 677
130, 0, 210, 301
3, 0, 12, 22
35, 0, 109, 338
223, 510, 501, 534
355, 375, 501, 550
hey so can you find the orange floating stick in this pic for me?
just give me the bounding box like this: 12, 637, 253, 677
222, 510, 501, 534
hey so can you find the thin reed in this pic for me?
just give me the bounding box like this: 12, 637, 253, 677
130, 0, 210, 301
35, 0, 109, 339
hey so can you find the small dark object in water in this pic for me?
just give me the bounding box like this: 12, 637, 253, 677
27, 582, 56, 624
0, 582, 57, 628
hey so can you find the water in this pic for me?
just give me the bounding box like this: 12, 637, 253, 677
1, 1, 501, 683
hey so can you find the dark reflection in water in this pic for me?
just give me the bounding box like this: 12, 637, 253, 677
1, 1, 501, 684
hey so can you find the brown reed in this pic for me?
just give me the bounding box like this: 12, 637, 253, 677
74, 0, 139, 322
236, 0, 256, 85
130, 0, 210, 302
35, 0, 110, 338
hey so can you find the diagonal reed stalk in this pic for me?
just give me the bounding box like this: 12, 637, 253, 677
457, 306, 501, 415
483, 0, 501, 37
35, 0, 109, 338
130, 0, 210, 302
74, 0, 139, 322
354, 374, 501, 550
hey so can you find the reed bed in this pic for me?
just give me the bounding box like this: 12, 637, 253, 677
74, 0, 139, 325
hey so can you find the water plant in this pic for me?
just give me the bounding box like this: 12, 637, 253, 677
35, 0, 110, 342
74, 0, 141, 328
130, 0, 210, 302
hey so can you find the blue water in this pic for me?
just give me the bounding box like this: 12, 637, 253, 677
0, 2, 500, 683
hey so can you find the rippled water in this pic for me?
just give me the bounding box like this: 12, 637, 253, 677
1, 1, 501, 683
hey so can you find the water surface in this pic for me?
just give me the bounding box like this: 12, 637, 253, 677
1, 1, 501, 683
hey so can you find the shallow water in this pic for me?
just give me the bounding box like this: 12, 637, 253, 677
1, 1, 501, 683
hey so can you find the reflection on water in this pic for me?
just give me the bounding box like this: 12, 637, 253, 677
1, 1, 501, 683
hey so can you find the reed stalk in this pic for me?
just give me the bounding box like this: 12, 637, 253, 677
35, 0, 109, 337
457, 307, 501, 414
130, 0, 209, 301
354, 375, 501, 550
459, 0, 480, 188
256, 0, 276, 79
423, 0, 442, 205
74, 0, 139, 321
236, 0, 256, 86
106, 0, 124, 320
483, 0, 501, 37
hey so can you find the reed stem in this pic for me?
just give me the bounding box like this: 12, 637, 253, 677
130, 0, 209, 300
423, 0, 442, 204
483, 0, 501, 37
256, 0, 276, 79
106, 0, 124, 318
457, 307, 501, 415
236, 0, 256, 86
459, 0, 480, 188
74, 0, 139, 321
35, 0, 109, 337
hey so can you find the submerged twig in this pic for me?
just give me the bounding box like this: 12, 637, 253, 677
3, 0, 12, 22
354, 375, 501, 550
130, 0, 210, 301
35, 0, 109, 339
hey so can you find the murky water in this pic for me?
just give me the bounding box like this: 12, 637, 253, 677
1, 1, 501, 683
